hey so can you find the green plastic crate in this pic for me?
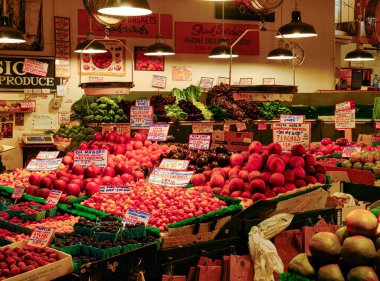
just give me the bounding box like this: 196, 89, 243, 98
90, 246, 121, 259
94, 228, 122, 243
123, 227, 146, 239
20, 210, 46, 223
120, 243, 141, 253
51, 244, 81, 256
74, 225, 96, 236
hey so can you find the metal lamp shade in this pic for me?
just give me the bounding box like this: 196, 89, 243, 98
98, 0, 152, 16
74, 40, 108, 54
276, 10, 317, 39
0, 16, 25, 44
145, 35, 175, 56
267, 48, 294, 60
344, 48, 375, 61
209, 39, 239, 59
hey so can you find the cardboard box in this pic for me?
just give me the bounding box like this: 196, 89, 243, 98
225, 132, 253, 151
326, 166, 375, 185
2, 240, 73, 281
211, 130, 227, 149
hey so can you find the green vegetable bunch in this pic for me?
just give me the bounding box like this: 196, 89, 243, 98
207, 104, 230, 121
165, 104, 188, 121
258, 101, 291, 120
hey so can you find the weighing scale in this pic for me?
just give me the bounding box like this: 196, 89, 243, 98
22, 133, 54, 144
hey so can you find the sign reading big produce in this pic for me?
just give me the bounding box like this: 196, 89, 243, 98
0, 57, 61, 92
175, 22, 259, 55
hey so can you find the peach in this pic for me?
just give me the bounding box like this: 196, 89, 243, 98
246, 158, 263, 172
230, 191, 242, 198
248, 171, 262, 182
284, 170, 295, 183
290, 156, 305, 168
295, 179, 307, 188
305, 175, 317, 184
249, 179, 266, 193
305, 154, 316, 166
230, 153, 244, 167
291, 144, 307, 156
191, 174, 206, 187
241, 191, 252, 199
261, 172, 271, 183
252, 193, 266, 202
238, 170, 250, 182
269, 158, 285, 173
315, 165, 327, 175
229, 178, 245, 191
293, 167, 306, 179
210, 175, 225, 188
268, 143, 282, 155
249, 141, 263, 154
212, 187, 222, 195
284, 182, 296, 191
315, 173, 327, 184
280, 152, 292, 165
269, 173, 285, 187
273, 187, 287, 195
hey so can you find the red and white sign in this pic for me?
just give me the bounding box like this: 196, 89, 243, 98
236, 122, 247, 131
26, 227, 55, 248
122, 209, 150, 226
280, 115, 305, 124
100, 186, 131, 194
73, 149, 108, 168
12, 186, 25, 200
148, 168, 195, 187
78, 10, 173, 39
159, 159, 190, 170
26, 158, 63, 171
335, 109, 355, 130
335, 101, 355, 111
192, 123, 213, 134
36, 151, 60, 159
189, 134, 211, 151
272, 123, 311, 152
175, 22, 259, 55
148, 124, 170, 142
45, 190, 62, 206
135, 100, 150, 106
258, 123, 268, 131
22, 59, 49, 77
130, 106, 154, 129
20, 100, 36, 109
115, 124, 131, 134
342, 147, 362, 158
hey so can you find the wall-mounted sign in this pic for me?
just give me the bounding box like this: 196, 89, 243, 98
0, 57, 61, 92
78, 10, 173, 39
175, 22, 259, 55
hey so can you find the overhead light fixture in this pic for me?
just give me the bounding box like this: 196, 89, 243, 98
209, 1, 238, 59
98, 0, 152, 16
74, 32, 107, 54
145, 0, 174, 56
276, 0, 317, 39
0, 0, 26, 44
209, 38, 238, 58
74, 18, 107, 54
267, 48, 294, 60
344, 3, 374, 62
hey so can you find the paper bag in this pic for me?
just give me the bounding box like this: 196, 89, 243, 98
162, 275, 187, 281
274, 229, 303, 272
229, 255, 254, 281
196, 265, 222, 281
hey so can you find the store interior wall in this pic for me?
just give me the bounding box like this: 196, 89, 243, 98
0, 0, 335, 169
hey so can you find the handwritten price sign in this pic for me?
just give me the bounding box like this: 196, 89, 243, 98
148, 168, 195, 187
122, 209, 150, 225
45, 190, 62, 206
36, 151, 60, 159
130, 106, 154, 129
26, 158, 63, 171
159, 159, 190, 170
26, 227, 55, 248
192, 123, 213, 134
100, 186, 131, 194
12, 186, 25, 200
272, 123, 311, 152
148, 124, 170, 142
280, 115, 305, 124
335, 109, 355, 130
135, 100, 150, 106
342, 147, 362, 158
74, 149, 108, 168
188, 134, 211, 151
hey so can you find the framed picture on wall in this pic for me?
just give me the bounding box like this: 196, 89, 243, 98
263, 78, 275, 85
200, 77, 214, 89
239, 78, 252, 85
135, 46, 165, 71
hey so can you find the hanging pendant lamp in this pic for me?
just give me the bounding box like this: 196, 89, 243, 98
209, 1, 238, 59
276, 1, 317, 39
267, 48, 294, 60
74, 32, 107, 54
0, 0, 25, 44
98, 0, 152, 17
145, 0, 174, 56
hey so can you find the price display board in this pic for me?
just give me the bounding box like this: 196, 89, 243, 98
130, 106, 154, 129
26, 227, 55, 248
188, 134, 211, 151
272, 123, 311, 152
148, 168, 195, 187
159, 159, 190, 170
26, 158, 62, 171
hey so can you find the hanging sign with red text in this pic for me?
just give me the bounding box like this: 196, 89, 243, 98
175, 22, 259, 55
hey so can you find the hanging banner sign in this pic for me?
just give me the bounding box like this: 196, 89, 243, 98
122, 209, 151, 226
73, 149, 108, 168
192, 123, 213, 134
45, 190, 62, 206
280, 115, 305, 124
175, 22, 259, 55
36, 151, 60, 159
148, 124, 170, 141
26, 158, 63, 171
130, 106, 154, 129
189, 134, 211, 150
78, 10, 173, 39
272, 123, 311, 152
100, 186, 131, 194
148, 168, 195, 187
26, 227, 55, 248
159, 159, 190, 170
335, 109, 355, 129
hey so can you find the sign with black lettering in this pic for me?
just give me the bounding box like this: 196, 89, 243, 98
0, 57, 62, 92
